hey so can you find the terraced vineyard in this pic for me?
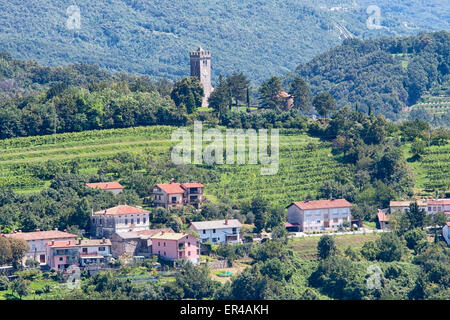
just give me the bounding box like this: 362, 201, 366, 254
0, 126, 347, 208
420, 143, 450, 192
411, 95, 450, 113
205, 133, 345, 208
0, 125, 447, 205
0, 126, 176, 192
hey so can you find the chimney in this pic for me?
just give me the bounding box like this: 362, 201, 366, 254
225, 218, 228, 225
77, 239, 81, 245
170, 178, 174, 184
54, 228, 58, 231
18, 230, 22, 233
102, 237, 106, 244
51, 240, 55, 246
36, 229, 40, 232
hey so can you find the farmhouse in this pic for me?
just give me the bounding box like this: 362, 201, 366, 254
85, 181, 124, 194
110, 228, 174, 259
46, 238, 112, 271
151, 231, 200, 265
377, 209, 390, 230
2, 229, 77, 265
389, 199, 450, 214
153, 179, 204, 209
287, 199, 352, 232
189, 219, 242, 244
90, 205, 150, 238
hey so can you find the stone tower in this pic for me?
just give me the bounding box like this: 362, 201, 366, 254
190, 47, 213, 107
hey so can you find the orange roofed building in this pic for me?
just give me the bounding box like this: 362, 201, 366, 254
153, 179, 204, 209
287, 199, 352, 232
1, 229, 77, 265
90, 205, 150, 238
85, 182, 124, 195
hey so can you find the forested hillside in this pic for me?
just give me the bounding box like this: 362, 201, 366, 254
287, 31, 450, 120
0, 0, 448, 82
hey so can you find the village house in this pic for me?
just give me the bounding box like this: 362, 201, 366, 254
46, 238, 111, 271
90, 205, 150, 238
152, 180, 204, 209
110, 228, 174, 259
287, 199, 352, 232
151, 231, 200, 265
377, 209, 390, 230
1, 229, 77, 265
85, 181, 124, 195
189, 219, 242, 244
389, 199, 450, 214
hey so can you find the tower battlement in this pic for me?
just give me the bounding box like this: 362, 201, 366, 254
189, 47, 213, 108
189, 47, 211, 58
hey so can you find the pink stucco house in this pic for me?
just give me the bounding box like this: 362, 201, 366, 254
46, 238, 111, 271
2, 229, 77, 265
150, 231, 200, 265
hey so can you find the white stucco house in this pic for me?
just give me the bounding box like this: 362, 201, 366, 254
90, 205, 150, 238
287, 199, 352, 232
189, 219, 242, 244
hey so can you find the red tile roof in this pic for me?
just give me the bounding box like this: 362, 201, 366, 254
2, 230, 77, 241
181, 182, 204, 189
47, 240, 76, 248
377, 210, 389, 222
94, 205, 149, 215
86, 182, 124, 190
428, 199, 450, 205
156, 183, 185, 194
289, 199, 352, 210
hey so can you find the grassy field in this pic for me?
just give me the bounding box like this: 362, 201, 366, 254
289, 233, 380, 260
0, 125, 447, 206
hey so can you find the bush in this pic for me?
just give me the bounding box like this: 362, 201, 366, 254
0, 275, 9, 291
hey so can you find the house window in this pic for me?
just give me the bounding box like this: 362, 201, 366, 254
59, 257, 63, 261
188, 242, 191, 247
143, 218, 147, 224
131, 219, 134, 225
197, 249, 200, 254
137, 218, 140, 224
172, 197, 177, 203
203, 230, 206, 234
99, 247, 105, 251
188, 251, 191, 256
163, 242, 166, 247
164, 252, 166, 256
158, 242, 160, 246
125, 219, 128, 225
232, 228, 237, 234
212, 238, 217, 242
316, 220, 320, 224
213, 229, 216, 233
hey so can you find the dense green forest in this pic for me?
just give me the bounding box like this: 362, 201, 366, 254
287, 31, 450, 121
0, 0, 449, 82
